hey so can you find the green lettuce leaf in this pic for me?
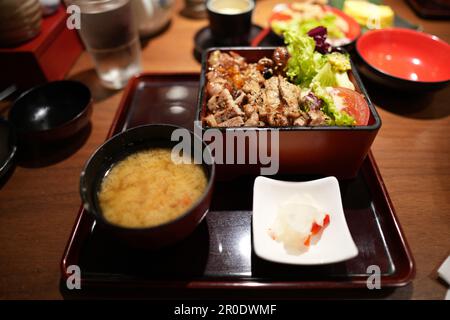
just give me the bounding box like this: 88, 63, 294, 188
284, 29, 327, 86
335, 72, 355, 90
283, 28, 356, 126
311, 61, 355, 90
312, 63, 336, 87
311, 83, 356, 126
273, 14, 345, 39
327, 52, 351, 72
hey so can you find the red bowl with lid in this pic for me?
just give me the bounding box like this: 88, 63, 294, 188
356, 28, 450, 90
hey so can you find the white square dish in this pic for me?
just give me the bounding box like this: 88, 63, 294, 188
252, 176, 358, 265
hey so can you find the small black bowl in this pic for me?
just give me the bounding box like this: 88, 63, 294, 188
80, 124, 215, 249
206, 0, 255, 46
8, 80, 93, 144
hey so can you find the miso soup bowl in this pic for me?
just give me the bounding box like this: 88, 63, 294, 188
80, 124, 215, 249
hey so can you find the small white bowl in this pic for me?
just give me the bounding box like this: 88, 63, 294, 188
252, 176, 358, 265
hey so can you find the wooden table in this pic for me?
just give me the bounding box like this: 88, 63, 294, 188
0, 0, 449, 300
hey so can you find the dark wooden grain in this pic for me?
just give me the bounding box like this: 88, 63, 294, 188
0, 0, 449, 299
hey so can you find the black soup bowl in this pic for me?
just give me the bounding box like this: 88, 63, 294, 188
80, 124, 215, 249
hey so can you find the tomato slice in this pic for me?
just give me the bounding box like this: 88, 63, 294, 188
303, 214, 330, 247
333, 87, 371, 126
271, 12, 292, 22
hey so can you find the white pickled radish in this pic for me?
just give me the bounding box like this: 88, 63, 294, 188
269, 195, 327, 250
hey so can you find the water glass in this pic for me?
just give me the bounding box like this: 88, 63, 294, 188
66, 0, 142, 89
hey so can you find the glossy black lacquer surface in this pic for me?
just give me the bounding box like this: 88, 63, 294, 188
61, 74, 414, 297
9, 81, 92, 143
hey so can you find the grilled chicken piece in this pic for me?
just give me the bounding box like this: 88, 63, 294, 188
229, 51, 246, 68
243, 80, 264, 109
268, 112, 289, 126
293, 116, 308, 126
207, 95, 219, 113
213, 88, 244, 113
278, 75, 301, 118
218, 116, 244, 127
242, 79, 259, 95
206, 75, 229, 96
208, 50, 221, 68
293, 110, 311, 126
208, 50, 245, 70
234, 90, 246, 106
244, 112, 259, 126
204, 114, 218, 127
308, 110, 329, 126
244, 64, 265, 84
214, 107, 242, 124
263, 77, 281, 112
221, 89, 244, 115
243, 104, 255, 117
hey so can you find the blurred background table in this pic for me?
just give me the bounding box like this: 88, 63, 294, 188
0, 0, 449, 299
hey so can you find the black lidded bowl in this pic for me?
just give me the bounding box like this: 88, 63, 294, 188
8, 80, 93, 144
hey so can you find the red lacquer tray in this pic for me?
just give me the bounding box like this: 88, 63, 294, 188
60, 73, 414, 298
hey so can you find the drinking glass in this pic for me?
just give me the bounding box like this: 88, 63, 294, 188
66, 0, 141, 89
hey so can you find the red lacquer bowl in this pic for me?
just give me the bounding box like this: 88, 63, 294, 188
356, 28, 450, 90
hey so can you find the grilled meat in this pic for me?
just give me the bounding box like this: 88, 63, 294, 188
202, 49, 332, 128
278, 75, 301, 119
217, 116, 244, 127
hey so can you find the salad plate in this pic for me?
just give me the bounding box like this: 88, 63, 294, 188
252, 2, 360, 48
252, 1, 420, 48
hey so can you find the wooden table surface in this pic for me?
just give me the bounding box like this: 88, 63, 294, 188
0, 0, 449, 300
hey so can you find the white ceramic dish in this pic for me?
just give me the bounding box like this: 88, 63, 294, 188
252, 176, 358, 265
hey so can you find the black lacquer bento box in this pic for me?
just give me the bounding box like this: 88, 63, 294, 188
197, 47, 381, 179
